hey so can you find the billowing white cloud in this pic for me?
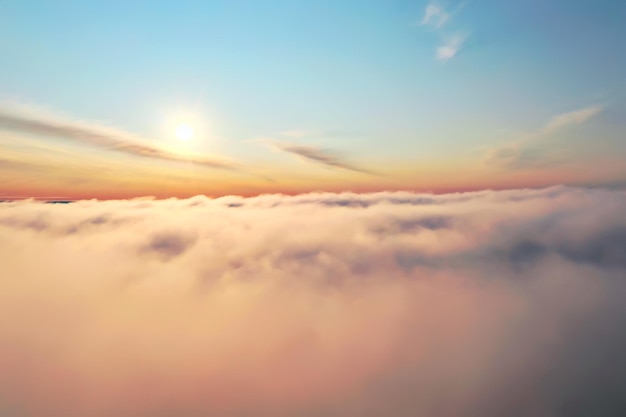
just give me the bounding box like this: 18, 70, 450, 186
1, 186, 626, 417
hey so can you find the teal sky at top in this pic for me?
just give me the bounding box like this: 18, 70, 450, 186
1, 0, 625, 162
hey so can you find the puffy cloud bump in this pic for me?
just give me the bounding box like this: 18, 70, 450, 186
1, 186, 626, 417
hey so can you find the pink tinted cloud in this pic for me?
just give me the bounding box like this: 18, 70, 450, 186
1, 186, 626, 416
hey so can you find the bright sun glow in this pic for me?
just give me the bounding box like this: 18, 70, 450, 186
175, 123, 194, 142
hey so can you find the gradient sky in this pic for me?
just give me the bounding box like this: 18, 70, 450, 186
1, 0, 625, 199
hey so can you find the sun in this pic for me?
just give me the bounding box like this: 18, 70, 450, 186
174, 123, 194, 142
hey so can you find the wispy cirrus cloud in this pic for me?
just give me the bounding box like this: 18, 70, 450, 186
0, 104, 238, 171
485, 105, 605, 169
483, 143, 565, 170
543, 105, 604, 133
265, 140, 378, 175
417, 2, 469, 62
436, 31, 468, 62
419, 3, 450, 28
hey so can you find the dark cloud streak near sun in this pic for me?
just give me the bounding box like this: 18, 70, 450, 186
0, 107, 239, 171
268, 140, 379, 175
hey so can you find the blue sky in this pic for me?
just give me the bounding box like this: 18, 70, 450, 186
0, 0, 625, 198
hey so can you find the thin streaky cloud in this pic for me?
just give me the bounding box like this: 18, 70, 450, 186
266, 140, 378, 176
0, 107, 239, 171
543, 105, 604, 132
485, 105, 605, 169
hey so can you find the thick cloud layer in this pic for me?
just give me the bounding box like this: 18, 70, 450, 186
1, 186, 626, 417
